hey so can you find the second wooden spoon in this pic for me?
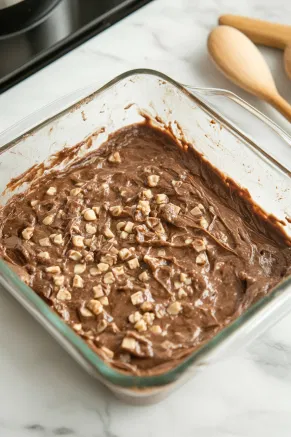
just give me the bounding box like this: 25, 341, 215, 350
207, 25, 291, 122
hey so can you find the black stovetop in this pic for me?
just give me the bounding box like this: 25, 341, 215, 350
0, 0, 152, 93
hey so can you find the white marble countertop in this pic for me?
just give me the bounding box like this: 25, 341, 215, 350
1, 1, 291, 436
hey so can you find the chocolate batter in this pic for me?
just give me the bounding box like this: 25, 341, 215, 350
1, 123, 291, 375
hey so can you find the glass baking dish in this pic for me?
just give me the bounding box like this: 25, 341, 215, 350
1, 69, 291, 404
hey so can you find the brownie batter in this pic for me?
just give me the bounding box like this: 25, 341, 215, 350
1, 124, 291, 375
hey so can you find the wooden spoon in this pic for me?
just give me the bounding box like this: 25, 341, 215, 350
207, 26, 291, 122
218, 15, 291, 80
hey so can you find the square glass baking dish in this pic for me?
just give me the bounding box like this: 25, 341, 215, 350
1, 69, 291, 404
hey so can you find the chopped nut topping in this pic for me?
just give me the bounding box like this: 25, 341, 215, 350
68, 250, 82, 261
56, 288, 71, 301
39, 237, 51, 247
193, 238, 206, 252
156, 193, 168, 204
93, 284, 104, 298
121, 337, 137, 352
185, 238, 193, 244
108, 151, 121, 163
119, 248, 131, 260
73, 274, 84, 288
97, 319, 108, 333
155, 304, 166, 319
124, 221, 134, 233
129, 311, 142, 323
143, 312, 155, 325
131, 291, 144, 305
150, 325, 162, 334
180, 273, 192, 285
100, 255, 116, 266
42, 215, 54, 225
103, 272, 115, 284
97, 262, 109, 272
174, 281, 183, 289
116, 221, 126, 231
79, 306, 93, 318
99, 296, 109, 306
158, 249, 166, 256
178, 289, 188, 299
147, 174, 160, 187
72, 235, 84, 248
110, 246, 119, 255
191, 206, 202, 217
198, 203, 205, 212
167, 301, 182, 315
139, 271, 149, 282
46, 186, 56, 196
53, 234, 64, 245
120, 231, 128, 240
87, 299, 103, 315
104, 227, 114, 239
83, 209, 97, 221
74, 263, 86, 274
53, 275, 65, 286
134, 319, 147, 332
140, 189, 153, 200
112, 265, 124, 276
22, 227, 34, 240
200, 217, 208, 229
46, 265, 61, 274
196, 252, 208, 265
72, 323, 82, 332
70, 188, 82, 196
110, 205, 123, 216
86, 223, 97, 234
30, 200, 38, 207
38, 251, 50, 260
89, 267, 100, 276
84, 237, 93, 247
127, 257, 140, 269
141, 301, 154, 312
101, 346, 114, 358
137, 200, 151, 215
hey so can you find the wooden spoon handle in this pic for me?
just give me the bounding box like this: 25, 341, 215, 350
267, 93, 291, 122
219, 15, 291, 49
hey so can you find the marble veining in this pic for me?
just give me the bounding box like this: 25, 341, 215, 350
1, 0, 291, 436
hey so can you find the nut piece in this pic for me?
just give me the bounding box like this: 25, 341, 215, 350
127, 258, 139, 270
196, 252, 207, 265
74, 263, 86, 274
39, 237, 51, 247
72, 235, 84, 248
193, 238, 206, 252
131, 291, 144, 305
73, 274, 84, 288
38, 251, 50, 260
112, 266, 124, 276
124, 221, 134, 233
178, 289, 188, 299
141, 301, 154, 312
155, 304, 166, 319
97, 319, 108, 333
56, 288, 71, 301
79, 306, 93, 318
120, 231, 128, 240
156, 194, 168, 204
53, 234, 64, 245
70, 188, 82, 196
83, 209, 97, 221
30, 200, 38, 207
116, 221, 126, 231
128, 311, 142, 323
103, 272, 115, 284
42, 215, 54, 225
140, 189, 153, 200
108, 151, 121, 163
22, 227, 34, 240
150, 325, 162, 334
200, 217, 208, 229
103, 227, 114, 239
69, 250, 82, 261
100, 255, 116, 266
110, 206, 123, 216
121, 337, 137, 352
101, 346, 114, 359
89, 267, 101, 276
190, 206, 202, 217
139, 271, 149, 282
92, 206, 100, 215
119, 248, 131, 260
86, 223, 97, 234
174, 281, 183, 289
46, 186, 56, 196
53, 275, 65, 286
180, 273, 191, 285
137, 200, 151, 215
143, 312, 155, 325
72, 323, 82, 332
99, 296, 109, 306
147, 174, 160, 187
46, 265, 61, 274
87, 299, 103, 315
93, 285, 104, 298
167, 301, 182, 315
97, 262, 109, 272
134, 319, 147, 332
